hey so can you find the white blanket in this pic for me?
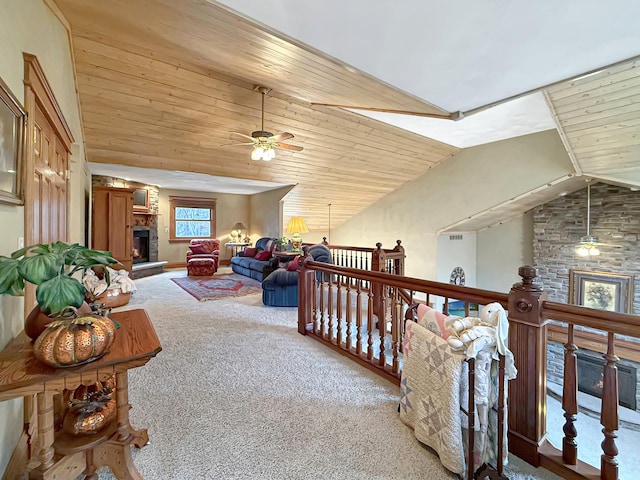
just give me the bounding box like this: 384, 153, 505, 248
400, 320, 467, 475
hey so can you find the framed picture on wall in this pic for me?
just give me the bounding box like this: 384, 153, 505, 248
569, 269, 634, 314
0, 76, 26, 205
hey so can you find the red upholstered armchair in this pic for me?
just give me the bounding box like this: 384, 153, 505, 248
186, 239, 220, 272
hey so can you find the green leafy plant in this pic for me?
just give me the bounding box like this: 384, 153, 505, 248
0, 241, 119, 315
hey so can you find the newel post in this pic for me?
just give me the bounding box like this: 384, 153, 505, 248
298, 246, 315, 335
393, 240, 405, 276
371, 243, 386, 324
507, 265, 548, 466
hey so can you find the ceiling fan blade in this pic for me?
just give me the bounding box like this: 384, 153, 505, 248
271, 132, 294, 143
275, 143, 304, 152
230, 132, 255, 142
220, 142, 254, 147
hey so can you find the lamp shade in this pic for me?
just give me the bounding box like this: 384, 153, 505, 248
286, 217, 308, 235
232, 222, 247, 231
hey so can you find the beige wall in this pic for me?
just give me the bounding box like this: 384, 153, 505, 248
330, 130, 572, 280
157, 188, 250, 263
249, 186, 294, 242
476, 212, 534, 293
0, 0, 87, 474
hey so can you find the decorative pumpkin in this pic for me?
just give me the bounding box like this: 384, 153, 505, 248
62, 378, 117, 435
33, 314, 117, 367
25, 301, 92, 340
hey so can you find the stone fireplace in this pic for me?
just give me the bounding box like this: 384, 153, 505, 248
533, 182, 640, 412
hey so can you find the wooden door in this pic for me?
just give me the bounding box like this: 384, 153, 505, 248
108, 189, 133, 271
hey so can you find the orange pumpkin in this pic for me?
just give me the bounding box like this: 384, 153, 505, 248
33, 315, 117, 367
62, 376, 117, 435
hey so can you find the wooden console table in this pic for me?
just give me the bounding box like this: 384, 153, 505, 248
0, 309, 162, 480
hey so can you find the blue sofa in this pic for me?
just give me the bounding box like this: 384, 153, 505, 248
262, 244, 332, 307
230, 237, 278, 281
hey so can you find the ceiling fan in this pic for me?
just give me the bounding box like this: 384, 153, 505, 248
224, 86, 303, 161
575, 180, 619, 256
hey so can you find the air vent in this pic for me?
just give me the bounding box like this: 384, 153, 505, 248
449, 234, 463, 241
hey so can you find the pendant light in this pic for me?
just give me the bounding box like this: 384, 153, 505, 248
575, 180, 600, 257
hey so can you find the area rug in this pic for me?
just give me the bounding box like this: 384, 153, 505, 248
171, 273, 262, 301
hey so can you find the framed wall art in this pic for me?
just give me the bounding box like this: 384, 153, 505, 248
0, 76, 26, 205
569, 269, 634, 314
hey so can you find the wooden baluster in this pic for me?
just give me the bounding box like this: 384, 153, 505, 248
468, 358, 475, 480
356, 280, 363, 355
312, 274, 319, 335
497, 354, 506, 476
327, 276, 335, 343
392, 288, 401, 374
562, 324, 578, 465
379, 280, 388, 367
319, 274, 326, 338
600, 332, 619, 480
345, 281, 352, 351
367, 289, 374, 360
336, 281, 343, 347
444, 297, 449, 315
465, 302, 470, 317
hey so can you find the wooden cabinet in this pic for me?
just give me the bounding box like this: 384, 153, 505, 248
92, 187, 134, 272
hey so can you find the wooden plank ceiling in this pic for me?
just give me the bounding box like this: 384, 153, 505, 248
54, 0, 459, 234
546, 58, 640, 185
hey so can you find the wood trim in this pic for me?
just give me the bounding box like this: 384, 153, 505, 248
1, 430, 30, 480
168, 195, 217, 242
23, 54, 74, 151
548, 323, 640, 363
163, 262, 186, 269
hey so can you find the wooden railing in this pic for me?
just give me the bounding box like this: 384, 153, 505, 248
297, 258, 640, 480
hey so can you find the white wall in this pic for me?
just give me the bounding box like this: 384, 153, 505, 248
330, 130, 572, 281
476, 212, 534, 293
436, 232, 477, 286
0, 1, 87, 474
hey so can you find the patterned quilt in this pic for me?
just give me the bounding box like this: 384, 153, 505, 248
400, 320, 467, 475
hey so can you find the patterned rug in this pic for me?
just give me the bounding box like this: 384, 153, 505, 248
171, 273, 262, 301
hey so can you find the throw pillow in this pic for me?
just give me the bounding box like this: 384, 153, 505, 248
286, 255, 301, 271
254, 250, 271, 261
265, 239, 276, 252
416, 304, 451, 340
242, 247, 258, 257
189, 244, 207, 254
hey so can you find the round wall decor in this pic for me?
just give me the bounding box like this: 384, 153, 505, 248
450, 267, 466, 286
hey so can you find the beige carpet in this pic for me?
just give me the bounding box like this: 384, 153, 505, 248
98, 268, 561, 480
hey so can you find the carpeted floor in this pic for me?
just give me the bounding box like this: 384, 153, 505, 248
171, 272, 262, 301
98, 268, 562, 480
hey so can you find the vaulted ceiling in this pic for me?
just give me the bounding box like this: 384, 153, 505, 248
53, 0, 640, 234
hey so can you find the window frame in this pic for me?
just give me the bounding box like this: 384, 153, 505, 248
169, 195, 217, 242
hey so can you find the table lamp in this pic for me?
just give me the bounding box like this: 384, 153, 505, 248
286, 216, 308, 251
232, 222, 247, 242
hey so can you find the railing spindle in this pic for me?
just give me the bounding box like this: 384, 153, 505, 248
312, 274, 319, 334
367, 289, 374, 361
345, 282, 352, 351
336, 281, 343, 347
356, 280, 363, 356
379, 280, 388, 367
562, 324, 578, 465
328, 277, 335, 343
392, 288, 401, 374
319, 274, 326, 338
600, 332, 619, 480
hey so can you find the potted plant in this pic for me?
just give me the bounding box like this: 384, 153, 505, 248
0, 241, 120, 339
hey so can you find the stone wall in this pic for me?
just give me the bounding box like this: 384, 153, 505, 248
534, 182, 640, 410
533, 182, 640, 311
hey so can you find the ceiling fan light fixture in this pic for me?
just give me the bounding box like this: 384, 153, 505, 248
251, 146, 264, 160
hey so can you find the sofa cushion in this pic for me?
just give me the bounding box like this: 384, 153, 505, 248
286, 255, 301, 271
262, 269, 298, 288
189, 244, 207, 254
242, 247, 258, 257
255, 250, 271, 261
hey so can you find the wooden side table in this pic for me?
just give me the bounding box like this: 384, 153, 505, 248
0, 309, 162, 480
225, 242, 251, 257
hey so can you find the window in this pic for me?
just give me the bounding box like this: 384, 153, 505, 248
169, 196, 216, 242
